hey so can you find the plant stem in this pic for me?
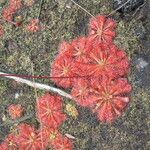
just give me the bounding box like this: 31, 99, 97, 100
0, 71, 73, 99
0, 112, 34, 127
107, 0, 131, 17
37, 0, 43, 19
70, 0, 95, 17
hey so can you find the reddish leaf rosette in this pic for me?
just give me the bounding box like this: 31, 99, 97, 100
2, 7, 15, 22
58, 41, 73, 56
0, 142, 7, 150
8, 104, 24, 119
17, 123, 46, 150
71, 79, 96, 107
90, 77, 132, 123
71, 37, 92, 63
88, 15, 116, 44
0, 133, 18, 150
9, 0, 22, 11
39, 126, 62, 147
26, 19, 41, 32
51, 53, 77, 88
37, 93, 67, 128
52, 135, 73, 150
86, 44, 130, 79
2, 0, 22, 23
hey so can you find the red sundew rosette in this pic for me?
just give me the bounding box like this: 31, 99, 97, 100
0, 133, 18, 150
69, 37, 94, 78
26, 19, 41, 32
8, 104, 24, 120
16, 123, 46, 150
84, 43, 130, 80
9, 0, 22, 11
2, 0, 22, 23
36, 93, 67, 128
89, 76, 132, 123
52, 135, 73, 150
70, 37, 93, 63
2, 7, 15, 22
56, 38, 93, 78
39, 126, 63, 148
51, 53, 78, 88
58, 41, 73, 56
0, 142, 7, 149
71, 79, 97, 107
108, 44, 130, 78
88, 15, 117, 44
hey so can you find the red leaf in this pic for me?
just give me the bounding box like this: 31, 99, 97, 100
26, 19, 41, 32
0, 133, 18, 150
71, 37, 92, 63
71, 79, 96, 107
9, 0, 22, 11
39, 126, 62, 147
51, 53, 77, 88
88, 15, 117, 44
37, 93, 67, 128
91, 76, 132, 123
86, 44, 130, 79
17, 123, 46, 150
52, 135, 73, 150
8, 104, 24, 119
2, 7, 15, 22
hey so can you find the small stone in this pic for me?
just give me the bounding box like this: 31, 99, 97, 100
134, 24, 146, 39
66, 4, 71, 9
136, 58, 148, 71
15, 93, 20, 99
134, 55, 150, 88
2, 114, 7, 122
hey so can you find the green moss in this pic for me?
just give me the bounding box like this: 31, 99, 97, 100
115, 19, 140, 58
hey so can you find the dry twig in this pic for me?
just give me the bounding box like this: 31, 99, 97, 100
70, 0, 95, 17
107, 0, 131, 17
0, 71, 73, 99
37, 0, 43, 19
0, 112, 34, 127
31, 63, 44, 149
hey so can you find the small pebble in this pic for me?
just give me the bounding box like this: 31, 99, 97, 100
136, 58, 149, 71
